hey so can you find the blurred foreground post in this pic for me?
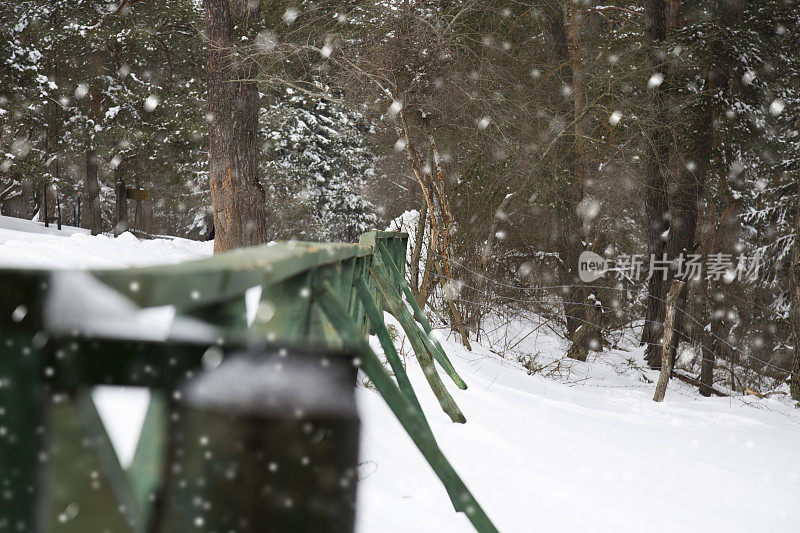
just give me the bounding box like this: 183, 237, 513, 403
154, 351, 360, 533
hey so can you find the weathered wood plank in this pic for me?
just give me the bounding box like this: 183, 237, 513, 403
354, 275, 427, 424
377, 243, 467, 389
0, 230, 488, 533
93, 242, 372, 310
372, 252, 468, 390
0, 272, 48, 531
370, 257, 466, 423
314, 281, 498, 533
47, 396, 136, 533
75, 391, 143, 531
49, 338, 209, 390
127, 393, 167, 526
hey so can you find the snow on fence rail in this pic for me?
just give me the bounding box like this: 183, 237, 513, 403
0, 231, 498, 533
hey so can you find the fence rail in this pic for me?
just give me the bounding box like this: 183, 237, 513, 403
0, 231, 497, 533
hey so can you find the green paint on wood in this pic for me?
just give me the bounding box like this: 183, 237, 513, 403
127, 393, 167, 525
253, 271, 313, 345
377, 243, 467, 390
93, 242, 372, 311
184, 295, 248, 329
354, 276, 427, 425
314, 281, 498, 533
369, 257, 466, 423
49, 338, 210, 390
0, 272, 48, 531
0, 231, 489, 533
74, 391, 143, 531
47, 397, 136, 533
0, 333, 45, 532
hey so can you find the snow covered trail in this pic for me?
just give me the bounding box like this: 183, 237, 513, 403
359, 318, 800, 532
1, 222, 798, 532
0, 214, 212, 269
0, 213, 89, 237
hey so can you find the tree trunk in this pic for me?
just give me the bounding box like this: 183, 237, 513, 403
85, 49, 104, 236
791, 176, 800, 401
39, 185, 57, 225
699, 277, 724, 396
544, 2, 603, 353
699, 336, 715, 397
416, 213, 438, 310
410, 197, 427, 294
1, 180, 31, 219
204, 0, 270, 253
653, 280, 685, 402
435, 262, 472, 351
653, 0, 744, 368
566, 295, 603, 361
569, 1, 604, 355
85, 148, 102, 235
642, 0, 671, 366
115, 181, 128, 237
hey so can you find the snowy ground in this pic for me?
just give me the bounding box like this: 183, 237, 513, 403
3, 218, 799, 532
360, 318, 800, 532
0, 214, 211, 269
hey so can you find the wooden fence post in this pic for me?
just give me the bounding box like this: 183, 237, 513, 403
653, 280, 686, 402
1, 235, 486, 532
370, 261, 466, 423
376, 244, 467, 389
354, 276, 427, 421
314, 282, 498, 533
114, 181, 128, 237
0, 274, 48, 531
154, 351, 360, 533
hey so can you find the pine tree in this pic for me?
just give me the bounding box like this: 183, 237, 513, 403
0, 0, 207, 235
261, 88, 377, 243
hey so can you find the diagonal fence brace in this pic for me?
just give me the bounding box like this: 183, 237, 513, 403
369, 259, 466, 423
375, 243, 467, 390
354, 276, 429, 428
313, 280, 498, 533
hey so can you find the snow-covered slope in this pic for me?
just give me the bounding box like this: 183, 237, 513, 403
359, 317, 800, 532
0, 214, 212, 269
1, 221, 798, 532
0, 214, 90, 237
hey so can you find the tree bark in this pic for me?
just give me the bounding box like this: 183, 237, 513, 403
699, 279, 728, 396
435, 261, 472, 351
651, 0, 744, 368
791, 176, 800, 401
416, 224, 437, 310
204, 0, 270, 253
700, 203, 740, 394
85, 148, 102, 235
1, 178, 31, 219
653, 280, 685, 402
642, 0, 670, 366
85, 50, 104, 236
570, 1, 604, 355
544, 1, 603, 353
410, 197, 427, 294
699, 335, 715, 397
39, 185, 57, 225
114, 181, 128, 237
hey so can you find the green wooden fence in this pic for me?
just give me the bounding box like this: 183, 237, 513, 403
0, 231, 497, 533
